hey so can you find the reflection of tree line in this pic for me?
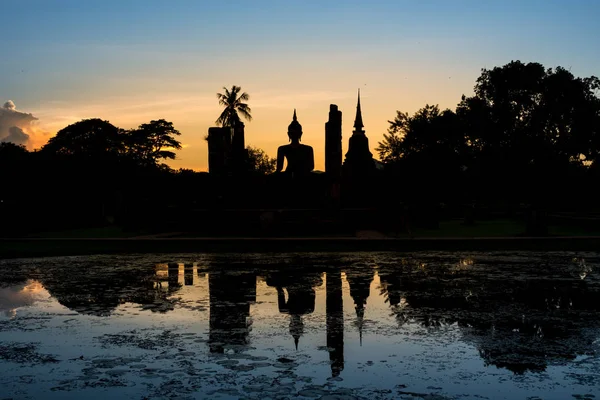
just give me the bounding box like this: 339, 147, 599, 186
9, 257, 599, 375
377, 258, 600, 374
36, 263, 176, 317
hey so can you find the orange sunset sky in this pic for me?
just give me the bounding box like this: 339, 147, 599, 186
2, 1, 599, 171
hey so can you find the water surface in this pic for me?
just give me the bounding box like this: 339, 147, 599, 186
1, 252, 599, 399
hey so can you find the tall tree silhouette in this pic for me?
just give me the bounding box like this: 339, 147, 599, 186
216, 85, 252, 128
126, 119, 182, 168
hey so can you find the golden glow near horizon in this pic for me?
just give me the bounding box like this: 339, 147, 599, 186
23, 65, 477, 172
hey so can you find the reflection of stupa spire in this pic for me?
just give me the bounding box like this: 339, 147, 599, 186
265, 270, 322, 352
271, 282, 317, 351
346, 270, 373, 346
289, 314, 303, 350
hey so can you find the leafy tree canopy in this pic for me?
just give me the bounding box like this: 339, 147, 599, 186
457, 60, 600, 167
246, 146, 276, 174
127, 119, 182, 167
378, 60, 600, 176
0, 141, 29, 159
41, 118, 125, 159
40, 118, 182, 170
376, 105, 465, 168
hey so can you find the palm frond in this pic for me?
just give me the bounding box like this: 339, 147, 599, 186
216, 109, 230, 126
238, 107, 252, 122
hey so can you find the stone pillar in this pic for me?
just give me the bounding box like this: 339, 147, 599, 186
207, 127, 232, 175
325, 104, 342, 179
231, 122, 249, 173
232, 122, 245, 154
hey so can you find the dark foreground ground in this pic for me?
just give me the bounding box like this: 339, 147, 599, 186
2, 236, 600, 259
3, 217, 600, 259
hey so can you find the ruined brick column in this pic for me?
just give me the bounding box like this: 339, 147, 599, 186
325, 104, 342, 178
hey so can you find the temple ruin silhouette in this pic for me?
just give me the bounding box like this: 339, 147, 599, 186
207, 121, 249, 176
208, 90, 374, 177
206, 90, 378, 213
276, 109, 315, 175
343, 89, 375, 177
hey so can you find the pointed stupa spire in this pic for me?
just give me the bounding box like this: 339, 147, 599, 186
293, 108, 297, 121
353, 89, 364, 131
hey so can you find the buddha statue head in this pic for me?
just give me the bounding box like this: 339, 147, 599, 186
287, 109, 303, 142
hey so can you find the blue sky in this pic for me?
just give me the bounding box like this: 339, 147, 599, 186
1, 0, 599, 169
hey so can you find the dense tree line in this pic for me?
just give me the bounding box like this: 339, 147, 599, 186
0, 115, 275, 235
376, 61, 600, 211
1, 61, 599, 236
0, 118, 189, 235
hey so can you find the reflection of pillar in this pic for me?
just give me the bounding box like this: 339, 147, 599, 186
167, 263, 181, 293
209, 272, 256, 353
154, 264, 168, 290
184, 263, 193, 286
326, 271, 344, 377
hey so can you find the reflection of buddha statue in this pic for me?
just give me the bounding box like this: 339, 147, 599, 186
276, 110, 314, 174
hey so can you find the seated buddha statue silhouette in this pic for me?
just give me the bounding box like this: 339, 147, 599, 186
276, 109, 314, 175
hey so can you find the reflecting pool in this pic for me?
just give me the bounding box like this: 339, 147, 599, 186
1, 252, 599, 399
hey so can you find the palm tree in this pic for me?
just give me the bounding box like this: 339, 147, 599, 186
216, 85, 252, 128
